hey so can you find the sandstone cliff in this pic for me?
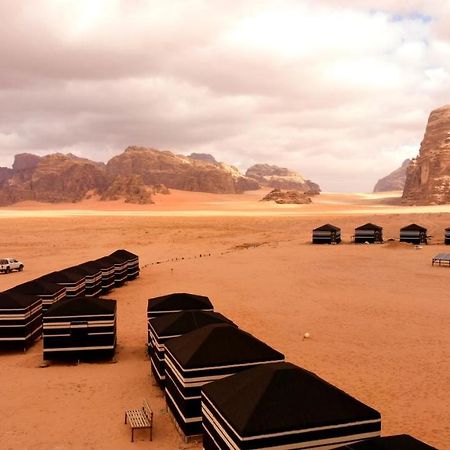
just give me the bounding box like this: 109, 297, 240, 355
402, 105, 450, 204
373, 159, 410, 192
260, 189, 312, 204
246, 164, 320, 194
106, 146, 259, 194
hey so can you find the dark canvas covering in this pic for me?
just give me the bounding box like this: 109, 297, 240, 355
5, 279, 66, 311
312, 223, 342, 244
109, 249, 139, 280
0, 291, 42, 350
202, 362, 381, 450
92, 257, 116, 292
107, 253, 129, 286
43, 297, 116, 360
39, 270, 86, 298
334, 434, 436, 449
354, 223, 383, 244
64, 262, 102, 297
400, 224, 427, 244
147, 292, 213, 318
355, 223, 382, 231
164, 324, 284, 437
400, 224, 427, 232
148, 311, 236, 386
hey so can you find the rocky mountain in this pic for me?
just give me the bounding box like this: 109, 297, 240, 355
246, 164, 320, 194
402, 105, 450, 205
373, 159, 411, 192
0, 147, 260, 205
106, 146, 259, 194
260, 189, 312, 204
0, 153, 107, 205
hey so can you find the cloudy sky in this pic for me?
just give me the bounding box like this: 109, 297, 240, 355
0, 0, 449, 191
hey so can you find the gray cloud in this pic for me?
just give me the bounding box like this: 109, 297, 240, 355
0, 0, 449, 191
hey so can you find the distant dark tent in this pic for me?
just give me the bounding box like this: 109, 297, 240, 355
149, 310, 235, 386
164, 323, 284, 438
147, 293, 213, 320
5, 278, 66, 312
0, 291, 42, 350
43, 297, 116, 360
39, 270, 86, 298
91, 257, 116, 293
108, 253, 129, 286
400, 224, 427, 244
334, 434, 436, 449
202, 362, 381, 450
445, 227, 450, 245
110, 249, 139, 280
312, 224, 341, 244
64, 262, 102, 297
354, 223, 383, 244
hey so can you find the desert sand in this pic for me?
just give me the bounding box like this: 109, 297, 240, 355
0, 190, 449, 449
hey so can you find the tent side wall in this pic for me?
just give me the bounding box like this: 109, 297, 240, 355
354, 230, 383, 244
400, 230, 427, 244
312, 230, 341, 244
445, 230, 450, 245
43, 312, 116, 359
0, 300, 43, 350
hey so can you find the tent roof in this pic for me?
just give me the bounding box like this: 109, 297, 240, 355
45, 296, 116, 317
313, 224, 341, 232
110, 249, 138, 261
400, 223, 427, 232
202, 362, 380, 437
335, 434, 436, 449
40, 270, 84, 284
93, 256, 116, 268
165, 324, 283, 369
64, 263, 101, 276
0, 291, 41, 309
6, 279, 65, 296
148, 292, 213, 313
355, 223, 383, 231
150, 310, 235, 337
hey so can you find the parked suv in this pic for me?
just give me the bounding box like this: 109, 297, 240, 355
0, 258, 24, 273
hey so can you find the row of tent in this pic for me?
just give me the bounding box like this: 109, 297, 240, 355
313, 223, 432, 245
146, 293, 435, 449
0, 249, 138, 355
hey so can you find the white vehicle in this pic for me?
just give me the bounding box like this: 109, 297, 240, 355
0, 258, 24, 274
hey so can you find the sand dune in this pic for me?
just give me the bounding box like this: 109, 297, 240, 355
0, 192, 449, 449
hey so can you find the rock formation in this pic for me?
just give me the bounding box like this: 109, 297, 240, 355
106, 146, 259, 194
402, 105, 450, 204
260, 189, 312, 204
0, 153, 107, 205
0, 146, 260, 205
373, 159, 410, 192
246, 164, 320, 194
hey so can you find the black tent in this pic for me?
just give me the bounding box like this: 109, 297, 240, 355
334, 434, 436, 449
108, 253, 129, 286
64, 262, 102, 297
354, 223, 383, 244
39, 270, 86, 298
43, 297, 116, 360
202, 362, 381, 450
445, 227, 450, 245
91, 257, 116, 293
5, 278, 66, 312
0, 291, 42, 350
164, 323, 284, 438
147, 293, 213, 320
149, 310, 235, 386
110, 249, 139, 280
312, 224, 341, 244
400, 224, 427, 244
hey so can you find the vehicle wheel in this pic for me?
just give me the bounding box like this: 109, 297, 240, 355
18, 265, 24, 272
5, 267, 11, 274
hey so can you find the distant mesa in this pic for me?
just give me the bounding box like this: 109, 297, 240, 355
260, 188, 312, 204
373, 159, 411, 192
402, 104, 450, 205
246, 163, 320, 195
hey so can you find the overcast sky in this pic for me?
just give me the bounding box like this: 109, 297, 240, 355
0, 1, 449, 191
